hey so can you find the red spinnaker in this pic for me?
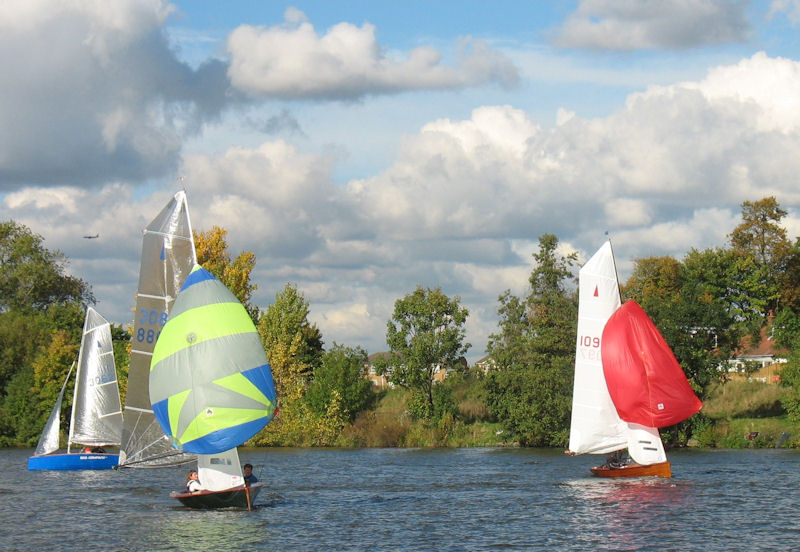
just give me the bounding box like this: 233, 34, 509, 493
601, 300, 702, 427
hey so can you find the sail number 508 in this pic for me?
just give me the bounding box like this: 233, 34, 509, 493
580, 335, 600, 348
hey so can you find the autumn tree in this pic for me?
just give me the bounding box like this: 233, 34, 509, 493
194, 226, 259, 320
485, 233, 577, 446
383, 286, 470, 420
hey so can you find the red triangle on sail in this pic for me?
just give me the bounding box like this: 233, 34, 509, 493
601, 300, 702, 428
593, 285, 599, 297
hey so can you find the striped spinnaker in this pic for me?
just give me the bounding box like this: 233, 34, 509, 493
149, 265, 276, 454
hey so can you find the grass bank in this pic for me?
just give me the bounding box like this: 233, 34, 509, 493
698, 381, 799, 448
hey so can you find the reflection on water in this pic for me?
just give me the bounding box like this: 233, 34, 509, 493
561, 478, 688, 550
2, 447, 800, 551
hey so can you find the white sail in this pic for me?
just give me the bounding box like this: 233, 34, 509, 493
67, 308, 123, 449
627, 424, 668, 465
197, 449, 245, 492
33, 362, 75, 457
119, 191, 197, 467
568, 241, 629, 455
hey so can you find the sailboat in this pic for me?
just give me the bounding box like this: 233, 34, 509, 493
567, 241, 701, 478
28, 307, 123, 470
150, 264, 277, 509
118, 191, 197, 468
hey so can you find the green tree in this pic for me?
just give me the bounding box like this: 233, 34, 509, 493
0, 221, 92, 444
384, 286, 470, 420
305, 344, 375, 422
485, 233, 577, 446
728, 196, 793, 315
0, 221, 93, 312
623, 249, 744, 405
776, 238, 800, 313
257, 283, 323, 396
251, 283, 324, 446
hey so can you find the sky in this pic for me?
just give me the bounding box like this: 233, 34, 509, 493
4, 0, 800, 363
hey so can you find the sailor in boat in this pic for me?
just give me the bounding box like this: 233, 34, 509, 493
186, 469, 202, 493
603, 450, 632, 469
243, 463, 258, 486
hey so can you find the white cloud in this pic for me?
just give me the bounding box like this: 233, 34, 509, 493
769, 0, 800, 24
554, 0, 750, 51
0, 0, 229, 188
226, 9, 519, 99
5, 50, 800, 361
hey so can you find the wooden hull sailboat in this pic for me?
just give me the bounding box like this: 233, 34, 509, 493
590, 461, 671, 478
149, 264, 277, 510
171, 482, 263, 510
567, 241, 701, 478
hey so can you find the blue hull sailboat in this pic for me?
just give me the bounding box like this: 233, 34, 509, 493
28, 308, 123, 471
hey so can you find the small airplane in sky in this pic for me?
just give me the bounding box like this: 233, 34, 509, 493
83, 233, 99, 239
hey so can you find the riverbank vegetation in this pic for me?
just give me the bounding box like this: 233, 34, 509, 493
2, 196, 800, 450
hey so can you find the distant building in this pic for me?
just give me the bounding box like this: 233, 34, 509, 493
728, 320, 788, 384
474, 355, 495, 374
365, 352, 393, 389
364, 353, 465, 387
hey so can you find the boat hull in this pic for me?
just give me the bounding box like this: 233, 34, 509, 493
590, 460, 671, 478
171, 482, 262, 510
27, 453, 119, 471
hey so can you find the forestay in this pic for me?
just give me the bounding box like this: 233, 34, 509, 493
568, 241, 629, 455
68, 307, 123, 450
119, 191, 197, 467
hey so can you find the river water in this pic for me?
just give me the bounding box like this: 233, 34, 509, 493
1, 447, 798, 551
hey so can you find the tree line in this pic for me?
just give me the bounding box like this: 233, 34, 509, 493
2, 196, 799, 448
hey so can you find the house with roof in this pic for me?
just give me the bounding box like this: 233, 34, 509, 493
365, 352, 393, 389
728, 321, 788, 384
364, 353, 465, 388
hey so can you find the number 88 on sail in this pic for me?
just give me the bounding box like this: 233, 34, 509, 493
136, 308, 168, 344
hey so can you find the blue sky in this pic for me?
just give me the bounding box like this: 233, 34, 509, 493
3, 0, 800, 361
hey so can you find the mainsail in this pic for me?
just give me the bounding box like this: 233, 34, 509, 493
601, 300, 702, 428
67, 307, 123, 449
149, 265, 277, 454
568, 240, 628, 455
33, 362, 75, 457
119, 191, 197, 467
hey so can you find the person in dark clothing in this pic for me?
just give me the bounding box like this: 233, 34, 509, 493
243, 463, 258, 486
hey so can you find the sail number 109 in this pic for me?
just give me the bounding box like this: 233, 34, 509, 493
580, 335, 600, 348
